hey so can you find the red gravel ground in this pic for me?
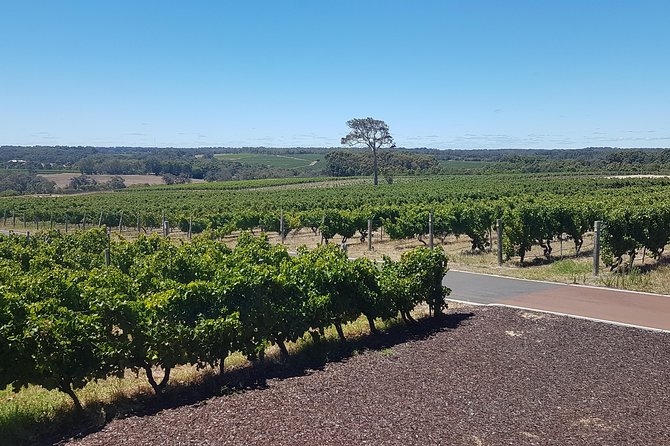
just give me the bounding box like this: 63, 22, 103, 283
64, 306, 670, 446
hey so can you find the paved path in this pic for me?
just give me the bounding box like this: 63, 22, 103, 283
444, 270, 670, 332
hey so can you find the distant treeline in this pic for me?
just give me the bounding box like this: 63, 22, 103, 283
415, 147, 670, 173
1, 146, 669, 188
0, 171, 56, 196
325, 150, 439, 177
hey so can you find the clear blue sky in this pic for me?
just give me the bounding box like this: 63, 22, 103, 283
1, 1, 669, 149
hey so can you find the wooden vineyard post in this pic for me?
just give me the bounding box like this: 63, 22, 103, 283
188, 215, 192, 239
320, 214, 325, 245
280, 210, 285, 244
162, 215, 169, 237
35, 214, 39, 230
428, 211, 434, 250
65, 216, 69, 233
367, 219, 373, 251
26, 231, 30, 244
497, 219, 503, 267
593, 220, 601, 276
23, 212, 26, 230
118, 211, 124, 233
98, 212, 103, 227
105, 227, 111, 266
50, 212, 53, 230
12, 210, 15, 227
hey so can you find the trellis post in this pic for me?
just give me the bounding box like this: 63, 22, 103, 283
280, 210, 285, 244
593, 221, 602, 275
367, 219, 373, 251
497, 219, 503, 267
428, 211, 434, 250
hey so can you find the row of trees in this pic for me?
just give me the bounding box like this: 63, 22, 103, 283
0, 171, 56, 196
0, 229, 450, 410
324, 150, 439, 178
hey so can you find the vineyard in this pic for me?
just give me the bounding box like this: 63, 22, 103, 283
0, 229, 450, 413
1, 174, 669, 443
1, 175, 669, 271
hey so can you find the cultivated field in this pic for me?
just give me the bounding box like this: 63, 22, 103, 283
38, 173, 205, 188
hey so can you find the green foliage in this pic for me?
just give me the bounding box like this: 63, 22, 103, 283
325, 150, 438, 176
392, 247, 451, 316
0, 230, 452, 408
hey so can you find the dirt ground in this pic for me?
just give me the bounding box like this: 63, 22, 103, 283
38, 173, 205, 188
64, 305, 670, 446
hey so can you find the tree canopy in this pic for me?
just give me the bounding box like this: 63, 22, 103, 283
341, 118, 394, 185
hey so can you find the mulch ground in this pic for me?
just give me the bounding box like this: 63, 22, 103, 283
64, 306, 670, 446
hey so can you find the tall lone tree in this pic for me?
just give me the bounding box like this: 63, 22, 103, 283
341, 117, 394, 186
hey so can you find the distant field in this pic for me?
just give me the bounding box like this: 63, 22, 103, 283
213, 152, 324, 169
39, 173, 205, 188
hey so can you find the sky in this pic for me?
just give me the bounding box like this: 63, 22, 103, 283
1, 1, 669, 149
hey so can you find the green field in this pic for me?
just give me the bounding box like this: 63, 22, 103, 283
213, 152, 325, 169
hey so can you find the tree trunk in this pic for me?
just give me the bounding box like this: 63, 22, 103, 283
334, 322, 345, 340
60, 383, 83, 413
433, 299, 443, 318
373, 148, 379, 186
276, 338, 290, 361
144, 365, 171, 395
365, 314, 380, 334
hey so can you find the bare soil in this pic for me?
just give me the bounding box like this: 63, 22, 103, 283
38, 174, 205, 188
64, 306, 670, 446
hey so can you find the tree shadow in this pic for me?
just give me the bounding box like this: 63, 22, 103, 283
515, 247, 594, 267
47, 311, 474, 446
634, 252, 670, 274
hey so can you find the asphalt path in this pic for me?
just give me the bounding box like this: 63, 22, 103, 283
444, 269, 561, 304
444, 270, 670, 332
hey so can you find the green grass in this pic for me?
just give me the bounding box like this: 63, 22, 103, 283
546, 259, 593, 275
213, 152, 325, 169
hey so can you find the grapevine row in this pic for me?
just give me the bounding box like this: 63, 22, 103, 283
0, 229, 450, 410
1, 176, 668, 268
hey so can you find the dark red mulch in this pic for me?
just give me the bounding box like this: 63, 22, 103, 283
64, 306, 670, 446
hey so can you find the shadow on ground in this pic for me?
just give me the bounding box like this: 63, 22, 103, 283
45, 311, 473, 446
